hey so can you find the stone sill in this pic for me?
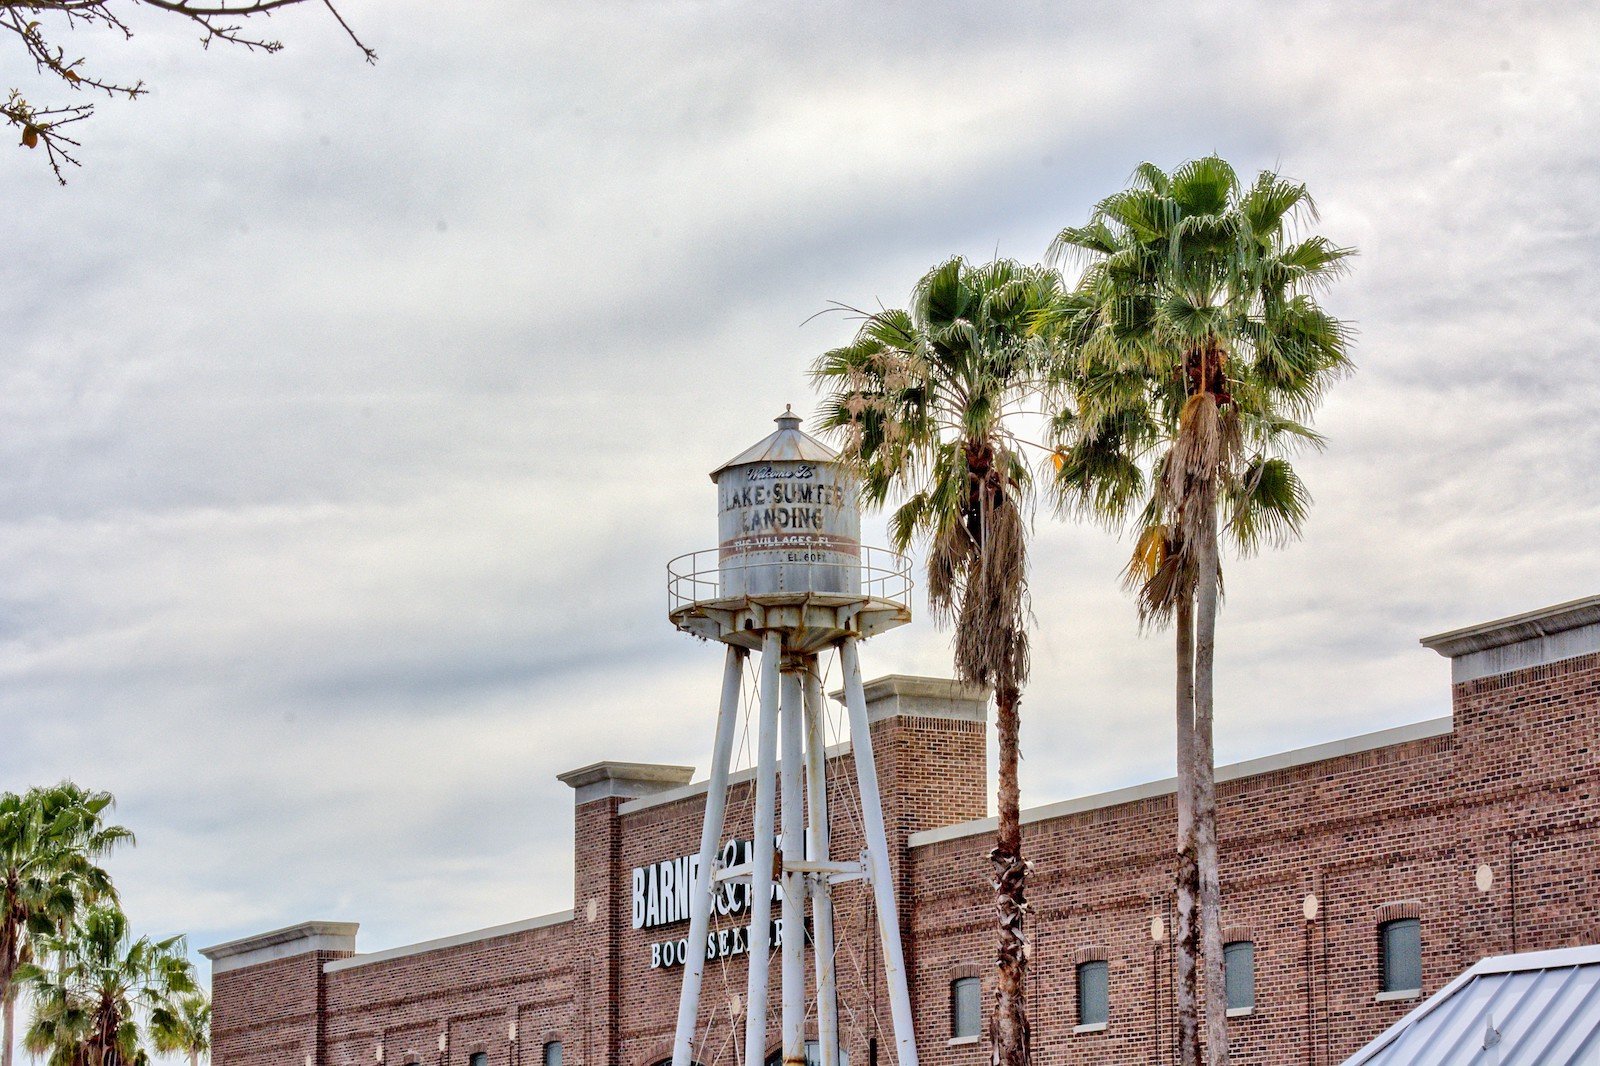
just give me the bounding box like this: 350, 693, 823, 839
1073, 1023, 1108, 1035
1226, 1007, 1254, 1018
946, 1036, 980, 1048
1375, 989, 1421, 1003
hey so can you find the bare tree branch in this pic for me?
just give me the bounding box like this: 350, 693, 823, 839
4, 0, 373, 182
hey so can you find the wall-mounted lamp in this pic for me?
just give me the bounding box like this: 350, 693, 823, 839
1302, 892, 1319, 922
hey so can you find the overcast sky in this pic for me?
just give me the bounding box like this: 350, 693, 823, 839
4, 0, 1598, 1053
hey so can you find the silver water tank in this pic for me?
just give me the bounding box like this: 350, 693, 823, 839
712, 407, 861, 599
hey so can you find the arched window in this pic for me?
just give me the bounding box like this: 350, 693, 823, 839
1075, 960, 1109, 1030
1223, 941, 1255, 1014
468, 1054, 489, 1066
1380, 918, 1422, 994
543, 1042, 563, 1066
950, 976, 981, 1039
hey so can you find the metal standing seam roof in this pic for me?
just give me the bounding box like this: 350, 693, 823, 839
1344, 945, 1600, 1065
708, 406, 839, 481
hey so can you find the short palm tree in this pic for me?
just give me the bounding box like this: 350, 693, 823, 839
1046, 158, 1353, 1065
1, 785, 131, 1066
814, 256, 1060, 1066
152, 991, 210, 1066
20, 905, 195, 1066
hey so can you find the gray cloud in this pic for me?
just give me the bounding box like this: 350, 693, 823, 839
4, 0, 1600, 1060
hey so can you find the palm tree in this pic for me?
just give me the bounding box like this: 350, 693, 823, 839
152, 992, 209, 1066
1045, 158, 1353, 1065
1, 785, 132, 1066
813, 256, 1060, 1066
20, 905, 195, 1066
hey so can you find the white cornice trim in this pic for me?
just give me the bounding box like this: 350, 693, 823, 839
1421, 595, 1600, 681
200, 921, 359, 974
322, 911, 574, 974
909, 717, 1454, 848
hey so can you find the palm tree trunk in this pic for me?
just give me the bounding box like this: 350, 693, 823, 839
989, 680, 1029, 1066
190, 1051, 199, 1066
1174, 593, 1201, 1066
1195, 504, 1228, 1065
2, 986, 15, 1066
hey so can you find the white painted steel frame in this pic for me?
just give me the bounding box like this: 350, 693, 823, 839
745, 632, 783, 1066
672, 635, 921, 1066
670, 645, 746, 1066
841, 638, 920, 1066
780, 670, 807, 1065
804, 665, 840, 1066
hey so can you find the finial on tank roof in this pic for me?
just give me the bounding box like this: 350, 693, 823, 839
775, 404, 802, 428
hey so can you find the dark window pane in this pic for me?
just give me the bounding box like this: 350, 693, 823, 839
468, 1055, 488, 1066
1076, 960, 1109, 1027
1223, 941, 1255, 1011
543, 1043, 562, 1066
951, 976, 981, 1037
1382, 918, 1422, 992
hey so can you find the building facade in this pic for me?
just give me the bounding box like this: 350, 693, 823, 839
204, 596, 1600, 1066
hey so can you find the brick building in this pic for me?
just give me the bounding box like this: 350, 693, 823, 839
203, 595, 1600, 1066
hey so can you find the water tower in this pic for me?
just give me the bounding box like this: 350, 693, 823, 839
665, 407, 917, 1066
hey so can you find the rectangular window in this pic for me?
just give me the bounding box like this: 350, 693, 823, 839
951, 977, 981, 1038
1381, 918, 1422, 993
468, 1055, 488, 1066
1076, 960, 1109, 1028
543, 1043, 562, 1066
1223, 941, 1255, 1012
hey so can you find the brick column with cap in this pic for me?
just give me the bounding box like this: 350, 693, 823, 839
202, 921, 359, 1066
559, 761, 695, 1066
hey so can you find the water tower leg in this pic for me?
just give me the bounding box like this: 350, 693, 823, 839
803, 662, 839, 1066
672, 645, 746, 1066
839, 638, 919, 1066
780, 667, 806, 1066
745, 631, 783, 1066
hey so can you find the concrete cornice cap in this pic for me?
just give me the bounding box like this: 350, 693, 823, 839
558, 760, 695, 804
861, 674, 990, 702
828, 674, 990, 724
1420, 594, 1600, 657
200, 921, 358, 973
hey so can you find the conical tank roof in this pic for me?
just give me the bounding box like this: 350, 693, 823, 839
708, 405, 839, 482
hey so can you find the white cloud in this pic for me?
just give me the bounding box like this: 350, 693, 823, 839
3, 3, 1599, 1061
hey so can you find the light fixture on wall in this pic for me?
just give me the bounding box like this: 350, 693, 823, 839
509, 1022, 519, 1043
1150, 915, 1165, 943
1476, 863, 1494, 893
1303, 892, 1319, 922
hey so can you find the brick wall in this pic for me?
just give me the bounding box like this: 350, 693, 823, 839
211, 947, 352, 1066
208, 638, 1600, 1066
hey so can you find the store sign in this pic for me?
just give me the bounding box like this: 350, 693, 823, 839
649, 917, 791, 970
632, 838, 789, 970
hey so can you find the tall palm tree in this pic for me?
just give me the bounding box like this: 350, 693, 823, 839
152, 992, 209, 1066
1, 785, 132, 1066
19, 905, 195, 1066
813, 256, 1060, 1066
1045, 158, 1353, 1065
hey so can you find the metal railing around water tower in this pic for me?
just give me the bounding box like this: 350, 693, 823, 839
665, 545, 913, 614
